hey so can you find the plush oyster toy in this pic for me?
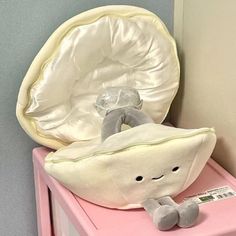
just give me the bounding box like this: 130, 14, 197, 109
45, 87, 216, 231
15, 5, 217, 231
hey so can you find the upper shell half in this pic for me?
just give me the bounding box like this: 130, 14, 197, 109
16, 5, 180, 149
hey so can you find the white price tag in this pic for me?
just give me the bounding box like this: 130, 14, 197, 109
184, 186, 236, 204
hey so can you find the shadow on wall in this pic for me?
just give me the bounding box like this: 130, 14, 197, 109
213, 137, 236, 177
170, 50, 186, 126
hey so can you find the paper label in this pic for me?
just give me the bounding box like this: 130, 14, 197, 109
184, 186, 236, 204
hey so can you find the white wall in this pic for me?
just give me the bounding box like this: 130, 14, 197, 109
0, 0, 173, 235
172, 0, 236, 176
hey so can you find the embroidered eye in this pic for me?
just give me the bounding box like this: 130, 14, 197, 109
172, 166, 179, 172
135, 176, 144, 182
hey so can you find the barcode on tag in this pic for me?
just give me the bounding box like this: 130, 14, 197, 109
216, 192, 234, 199
184, 186, 236, 204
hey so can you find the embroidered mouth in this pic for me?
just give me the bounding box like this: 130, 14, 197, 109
152, 175, 164, 181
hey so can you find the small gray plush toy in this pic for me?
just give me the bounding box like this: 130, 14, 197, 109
95, 86, 199, 231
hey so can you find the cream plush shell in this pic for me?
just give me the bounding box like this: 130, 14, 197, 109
44, 124, 216, 209
16, 5, 179, 150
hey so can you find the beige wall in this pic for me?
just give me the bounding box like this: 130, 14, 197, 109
172, 0, 236, 176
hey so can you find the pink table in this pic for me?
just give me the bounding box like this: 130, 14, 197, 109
33, 147, 236, 236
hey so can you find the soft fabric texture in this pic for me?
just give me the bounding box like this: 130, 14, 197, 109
16, 5, 180, 150
44, 124, 216, 209
143, 196, 199, 230
101, 107, 154, 141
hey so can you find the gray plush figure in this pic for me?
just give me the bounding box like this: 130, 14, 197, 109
95, 86, 199, 231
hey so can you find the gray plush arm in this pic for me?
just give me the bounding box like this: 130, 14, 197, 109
101, 107, 154, 141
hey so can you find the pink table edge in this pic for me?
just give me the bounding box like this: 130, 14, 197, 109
33, 147, 97, 236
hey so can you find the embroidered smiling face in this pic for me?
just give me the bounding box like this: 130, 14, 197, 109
136, 166, 180, 182
105, 138, 199, 206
